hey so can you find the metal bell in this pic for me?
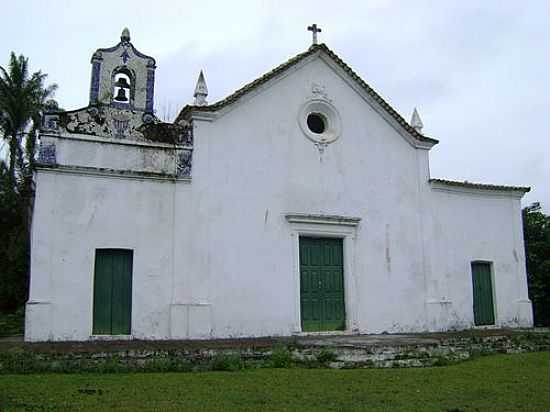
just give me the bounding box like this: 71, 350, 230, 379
115, 77, 130, 88
114, 88, 128, 102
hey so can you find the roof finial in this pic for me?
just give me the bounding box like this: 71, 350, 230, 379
193, 70, 208, 106
307, 24, 322, 46
121, 27, 131, 42
411, 107, 424, 133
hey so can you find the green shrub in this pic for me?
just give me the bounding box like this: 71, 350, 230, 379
0, 350, 40, 374
0, 310, 25, 337
433, 357, 451, 367
298, 358, 321, 368
97, 357, 125, 373
317, 349, 338, 364
210, 354, 243, 372
151, 356, 173, 372
171, 358, 194, 372
270, 344, 292, 368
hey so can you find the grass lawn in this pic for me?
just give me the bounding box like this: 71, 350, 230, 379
1, 352, 549, 411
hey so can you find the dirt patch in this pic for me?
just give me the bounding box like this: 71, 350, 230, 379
0, 336, 296, 355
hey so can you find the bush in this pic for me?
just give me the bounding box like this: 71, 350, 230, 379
210, 354, 243, 372
317, 349, 338, 364
0, 310, 25, 337
97, 357, 126, 373
270, 344, 292, 368
432, 357, 451, 367
150, 356, 193, 373
523, 203, 550, 326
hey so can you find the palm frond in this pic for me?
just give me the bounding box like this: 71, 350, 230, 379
0, 51, 57, 181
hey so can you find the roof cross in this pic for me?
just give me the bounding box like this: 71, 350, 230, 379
307, 24, 322, 45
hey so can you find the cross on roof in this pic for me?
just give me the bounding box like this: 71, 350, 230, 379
307, 24, 322, 45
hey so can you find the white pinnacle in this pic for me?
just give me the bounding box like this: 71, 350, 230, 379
121, 27, 131, 42
411, 107, 424, 133
193, 70, 208, 106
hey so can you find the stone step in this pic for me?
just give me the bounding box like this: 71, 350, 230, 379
1, 330, 549, 372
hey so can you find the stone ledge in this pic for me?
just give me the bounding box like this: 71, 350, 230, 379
2, 330, 550, 373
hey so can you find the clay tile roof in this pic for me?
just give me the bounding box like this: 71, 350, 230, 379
430, 178, 530, 193
175, 44, 438, 145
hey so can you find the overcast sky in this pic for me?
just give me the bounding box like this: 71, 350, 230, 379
3, 1, 549, 209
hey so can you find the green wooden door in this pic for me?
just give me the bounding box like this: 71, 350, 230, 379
300, 237, 345, 332
471, 262, 495, 326
93, 249, 133, 335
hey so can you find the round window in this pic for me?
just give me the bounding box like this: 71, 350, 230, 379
298, 99, 342, 145
307, 113, 326, 134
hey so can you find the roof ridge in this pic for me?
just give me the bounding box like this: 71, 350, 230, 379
175, 45, 320, 122
430, 178, 530, 192
316, 44, 436, 143
175, 44, 438, 145
205, 46, 318, 110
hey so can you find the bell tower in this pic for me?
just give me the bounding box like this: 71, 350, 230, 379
89, 28, 156, 121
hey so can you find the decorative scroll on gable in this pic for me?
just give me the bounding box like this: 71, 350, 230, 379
43, 106, 145, 140
43, 106, 194, 146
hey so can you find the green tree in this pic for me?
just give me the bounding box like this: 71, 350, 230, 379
523, 202, 550, 326
0, 160, 29, 310
0, 52, 57, 186
0, 53, 57, 312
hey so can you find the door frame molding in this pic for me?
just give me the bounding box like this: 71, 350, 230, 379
286, 213, 361, 335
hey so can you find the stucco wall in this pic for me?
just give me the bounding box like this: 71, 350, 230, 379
26, 55, 532, 341
423, 187, 532, 330
41, 134, 176, 175
167, 58, 426, 338
27, 172, 176, 341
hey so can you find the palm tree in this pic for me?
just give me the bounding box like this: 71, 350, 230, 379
0, 53, 57, 312
0, 52, 57, 187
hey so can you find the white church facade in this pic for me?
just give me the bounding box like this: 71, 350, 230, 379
25, 29, 533, 341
